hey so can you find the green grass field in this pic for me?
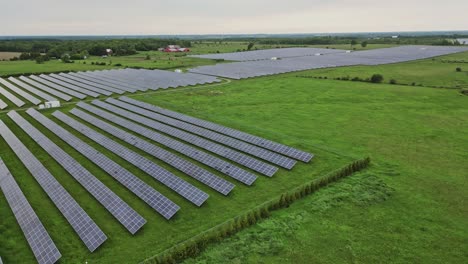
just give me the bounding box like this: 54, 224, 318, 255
0, 45, 467, 264
0, 85, 353, 263
298, 51, 468, 88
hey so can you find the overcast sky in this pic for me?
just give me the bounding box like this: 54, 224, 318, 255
1, 0, 467, 35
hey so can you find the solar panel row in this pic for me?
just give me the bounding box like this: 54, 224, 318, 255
0, 85, 25, 107
76, 101, 257, 185
27, 108, 180, 220
78, 71, 148, 91
120, 96, 313, 162
0, 78, 41, 105
106, 98, 297, 169
7, 110, 146, 235
18, 76, 74, 101
68, 72, 137, 93
89, 100, 278, 176
25, 75, 86, 100
7, 77, 58, 102
69, 72, 138, 92
55, 110, 210, 207
48, 74, 112, 96
32, 75, 99, 98
0, 158, 62, 264
71, 103, 236, 195
49, 74, 125, 95
190, 47, 347, 61
57, 73, 125, 94
0, 119, 107, 252
0, 99, 7, 110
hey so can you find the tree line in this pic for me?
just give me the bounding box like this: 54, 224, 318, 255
0, 38, 192, 59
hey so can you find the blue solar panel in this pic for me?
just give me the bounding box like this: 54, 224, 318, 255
69, 104, 236, 195
0, 157, 62, 264
7, 110, 146, 235
54, 110, 210, 207
27, 108, 180, 220
89, 100, 278, 176
106, 98, 297, 169
0, 119, 107, 252
120, 96, 313, 162
76, 101, 257, 185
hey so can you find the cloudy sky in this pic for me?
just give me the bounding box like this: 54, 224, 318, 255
1, 0, 467, 35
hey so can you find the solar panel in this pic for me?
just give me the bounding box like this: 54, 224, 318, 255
190, 47, 347, 61
76, 72, 148, 91
27, 109, 180, 220
57, 73, 125, 94
7, 110, 146, 235
0, 78, 41, 105
120, 96, 313, 162
7, 77, 58, 102
76, 101, 257, 185
0, 119, 107, 252
106, 98, 297, 169
0, 99, 7, 110
93, 70, 154, 90
68, 72, 138, 93
0, 85, 25, 107
28, 75, 97, 98
67, 104, 235, 195
0, 158, 62, 264
55, 109, 209, 206
43, 74, 110, 96
19, 76, 79, 101
89, 100, 278, 176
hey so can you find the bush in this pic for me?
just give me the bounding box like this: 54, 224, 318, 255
456, 67, 462, 72
370, 74, 384, 83
114, 63, 122, 66
389, 79, 397, 85
351, 77, 362, 82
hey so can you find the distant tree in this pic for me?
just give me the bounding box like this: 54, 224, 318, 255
370, 74, 384, 83
456, 67, 462, 72
35, 56, 45, 64
389, 79, 397, 84
61, 54, 71, 63
145, 54, 151, 60
361, 41, 368, 48
350, 40, 358, 47
247, 42, 255, 51
19, 52, 31, 60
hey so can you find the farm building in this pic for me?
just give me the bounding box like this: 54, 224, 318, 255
163, 45, 190, 52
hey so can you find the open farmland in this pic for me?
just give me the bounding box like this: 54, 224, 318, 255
0, 52, 21, 60
0, 41, 467, 264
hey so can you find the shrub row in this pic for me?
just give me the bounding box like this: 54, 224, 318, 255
297, 75, 391, 84
441, 59, 468, 64
296, 75, 467, 89
144, 157, 371, 264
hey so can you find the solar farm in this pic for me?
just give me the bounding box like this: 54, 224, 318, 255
0, 42, 467, 264
189, 46, 468, 79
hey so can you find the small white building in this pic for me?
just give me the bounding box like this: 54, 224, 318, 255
457, 38, 468, 45
392, 35, 399, 39
45, 101, 61, 109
